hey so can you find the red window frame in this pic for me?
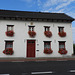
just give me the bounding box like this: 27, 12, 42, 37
44, 41, 51, 49
58, 27, 64, 32
29, 26, 35, 31
7, 25, 14, 31
5, 41, 13, 49
59, 42, 65, 49
44, 26, 50, 31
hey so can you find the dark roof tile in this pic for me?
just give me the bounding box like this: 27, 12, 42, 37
0, 9, 74, 21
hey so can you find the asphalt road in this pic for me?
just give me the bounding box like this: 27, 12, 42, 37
0, 60, 75, 75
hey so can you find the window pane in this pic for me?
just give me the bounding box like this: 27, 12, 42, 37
44, 45, 47, 48
8, 26, 13, 31
8, 27, 11, 31
29, 27, 34, 31
11, 27, 13, 30
6, 41, 13, 48
6, 44, 12, 48
59, 42, 65, 49
46, 28, 48, 31
60, 28, 63, 32
59, 44, 64, 48
45, 27, 49, 31
59, 27, 64, 32
44, 42, 50, 49
32, 27, 34, 31
47, 44, 50, 48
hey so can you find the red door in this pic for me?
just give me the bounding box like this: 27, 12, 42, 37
27, 40, 35, 57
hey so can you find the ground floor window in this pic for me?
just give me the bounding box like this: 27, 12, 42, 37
59, 42, 65, 49
5, 41, 13, 49
58, 41, 67, 54
44, 41, 51, 49
44, 41, 53, 54
3, 41, 14, 55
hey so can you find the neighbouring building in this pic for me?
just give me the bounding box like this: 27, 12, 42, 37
0, 9, 74, 58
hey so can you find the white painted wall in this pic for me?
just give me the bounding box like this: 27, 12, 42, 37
0, 20, 73, 58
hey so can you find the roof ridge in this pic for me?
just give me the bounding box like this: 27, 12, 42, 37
0, 9, 65, 14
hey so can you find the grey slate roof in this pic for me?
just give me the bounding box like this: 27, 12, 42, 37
0, 9, 74, 21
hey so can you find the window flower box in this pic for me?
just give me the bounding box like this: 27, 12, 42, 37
44, 31, 52, 37
5, 30, 14, 36
58, 31, 66, 37
28, 31, 36, 37
58, 48, 67, 54
3, 48, 14, 55
44, 48, 53, 54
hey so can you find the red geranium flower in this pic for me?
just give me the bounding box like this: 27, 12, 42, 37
58, 31, 66, 37
44, 48, 53, 54
3, 48, 14, 55
44, 31, 52, 37
58, 48, 67, 54
28, 31, 36, 37
6, 30, 14, 36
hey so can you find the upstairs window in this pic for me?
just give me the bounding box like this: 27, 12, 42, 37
28, 26, 36, 37
44, 41, 51, 49
44, 26, 50, 31
7, 25, 14, 31
29, 26, 35, 31
58, 27, 64, 32
44, 26, 52, 37
58, 27, 66, 37
59, 42, 65, 49
5, 41, 13, 49
6, 25, 14, 37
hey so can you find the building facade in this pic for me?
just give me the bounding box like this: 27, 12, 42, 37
0, 9, 74, 58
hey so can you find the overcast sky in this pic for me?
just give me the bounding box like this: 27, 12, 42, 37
0, 0, 75, 42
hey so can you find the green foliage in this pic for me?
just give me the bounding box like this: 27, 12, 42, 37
73, 44, 75, 54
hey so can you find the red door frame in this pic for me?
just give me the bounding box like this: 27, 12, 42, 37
27, 40, 35, 57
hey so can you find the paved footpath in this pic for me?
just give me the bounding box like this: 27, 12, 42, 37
0, 56, 75, 62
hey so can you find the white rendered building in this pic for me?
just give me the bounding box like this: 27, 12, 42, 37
0, 9, 74, 58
